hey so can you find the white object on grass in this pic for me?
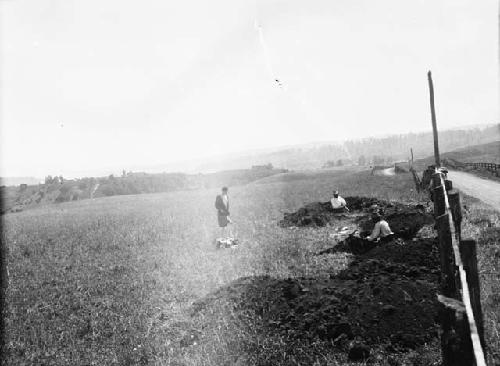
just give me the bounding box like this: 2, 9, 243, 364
215, 237, 239, 249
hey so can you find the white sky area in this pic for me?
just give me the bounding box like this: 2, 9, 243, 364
0, 0, 498, 177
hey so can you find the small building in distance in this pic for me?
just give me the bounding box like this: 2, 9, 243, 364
251, 163, 273, 170
126, 171, 149, 177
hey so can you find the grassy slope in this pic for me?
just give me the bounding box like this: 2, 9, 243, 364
441, 141, 500, 164
412, 140, 500, 183
3, 169, 498, 365
414, 141, 500, 169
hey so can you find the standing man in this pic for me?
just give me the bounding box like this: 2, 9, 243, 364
215, 186, 231, 237
331, 190, 349, 212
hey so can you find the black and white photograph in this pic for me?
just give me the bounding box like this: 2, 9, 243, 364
0, 0, 499, 365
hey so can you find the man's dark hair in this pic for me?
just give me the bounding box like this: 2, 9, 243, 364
222, 186, 228, 192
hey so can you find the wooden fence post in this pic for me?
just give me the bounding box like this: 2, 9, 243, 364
445, 179, 453, 191
432, 172, 446, 214
428, 71, 441, 167
436, 214, 457, 298
448, 189, 462, 240
438, 295, 474, 366
409, 147, 422, 192
459, 239, 486, 352
433, 173, 456, 298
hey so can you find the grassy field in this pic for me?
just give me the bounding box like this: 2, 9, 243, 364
2, 168, 499, 365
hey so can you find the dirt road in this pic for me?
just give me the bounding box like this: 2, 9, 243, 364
381, 167, 395, 176
447, 171, 500, 210
372, 167, 395, 176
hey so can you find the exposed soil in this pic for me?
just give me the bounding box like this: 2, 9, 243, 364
279, 196, 432, 240
192, 240, 439, 354
192, 197, 441, 359
279, 201, 342, 227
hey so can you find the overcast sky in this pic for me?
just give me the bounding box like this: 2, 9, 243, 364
1, 0, 498, 177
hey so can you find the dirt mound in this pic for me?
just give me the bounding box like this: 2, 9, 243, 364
357, 208, 433, 239
319, 235, 381, 255
278, 201, 339, 227
191, 239, 439, 354
344, 196, 388, 211
361, 238, 440, 269
338, 257, 438, 282
325, 230, 438, 259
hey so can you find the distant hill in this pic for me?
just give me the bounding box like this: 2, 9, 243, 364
164, 124, 500, 172
413, 140, 500, 171
0, 176, 41, 187
441, 141, 500, 164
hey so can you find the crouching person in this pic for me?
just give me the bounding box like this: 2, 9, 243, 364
331, 190, 349, 213
366, 213, 394, 242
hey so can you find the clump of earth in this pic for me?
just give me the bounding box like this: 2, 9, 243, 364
191, 197, 440, 360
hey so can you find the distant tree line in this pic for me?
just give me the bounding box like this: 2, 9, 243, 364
97, 173, 188, 196
229, 125, 499, 171
44, 175, 64, 185
30, 165, 288, 205
317, 125, 499, 169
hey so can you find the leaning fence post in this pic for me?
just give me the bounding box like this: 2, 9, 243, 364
428, 71, 441, 167
459, 239, 486, 352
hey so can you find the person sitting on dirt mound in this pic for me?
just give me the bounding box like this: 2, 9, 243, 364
366, 213, 394, 242
331, 190, 349, 212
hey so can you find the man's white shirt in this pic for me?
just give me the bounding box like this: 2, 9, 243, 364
331, 196, 346, 209
368, 220, 394, 241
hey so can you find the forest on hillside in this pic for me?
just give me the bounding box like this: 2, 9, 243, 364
343, 125, 499, 162
194, 124, 499, 171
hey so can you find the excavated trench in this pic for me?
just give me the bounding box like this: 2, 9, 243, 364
191, 197, 440, 361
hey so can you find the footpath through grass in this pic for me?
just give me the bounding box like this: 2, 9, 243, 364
2, 169, 499, 365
